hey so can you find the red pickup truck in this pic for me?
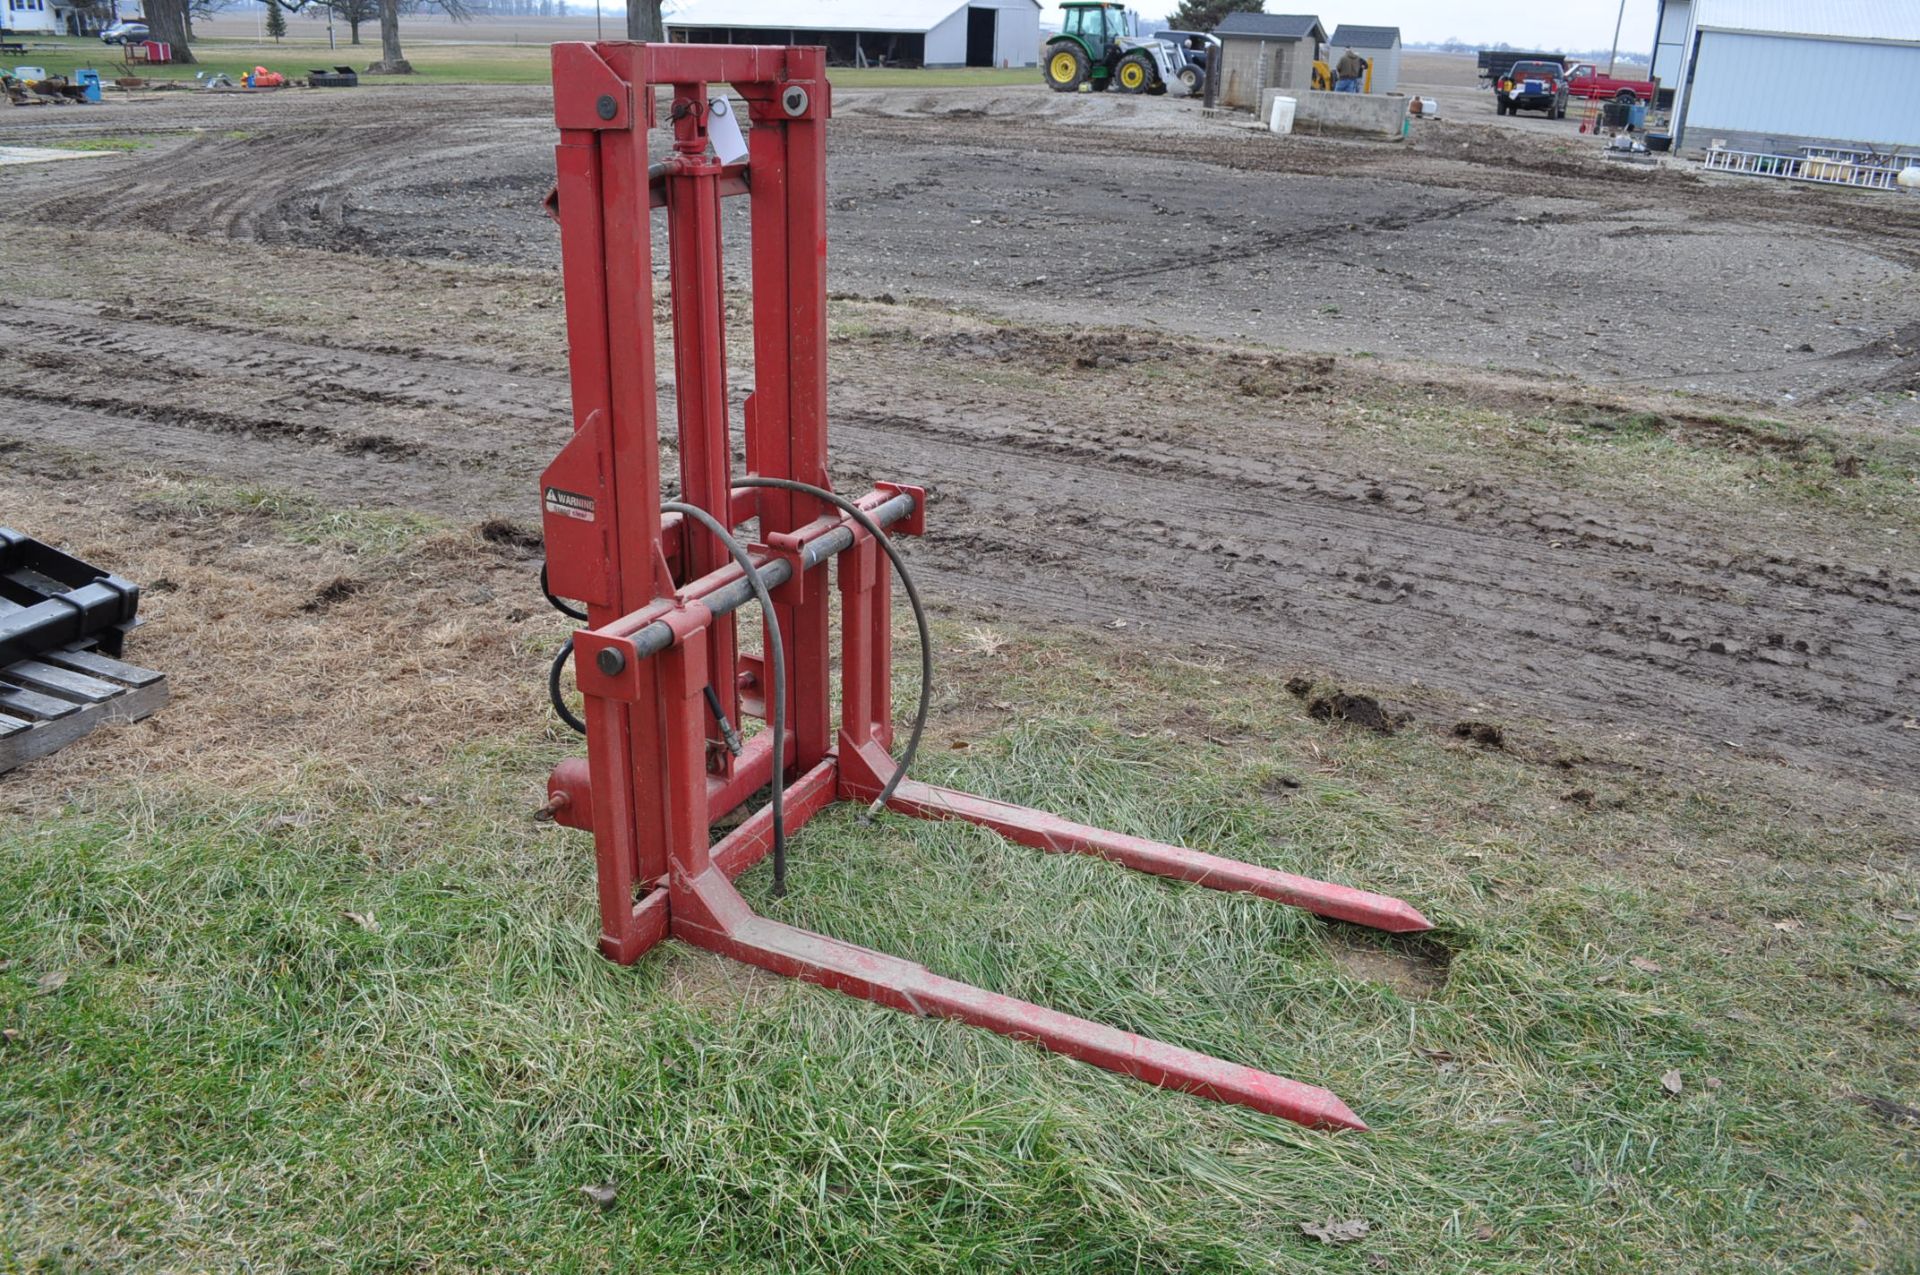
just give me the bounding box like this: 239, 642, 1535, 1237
1563, 63, 1657, 103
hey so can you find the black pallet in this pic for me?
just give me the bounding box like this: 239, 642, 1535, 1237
0, 527, 141, 668
0, 529, 163, 772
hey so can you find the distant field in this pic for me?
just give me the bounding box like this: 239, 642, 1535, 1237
7, 33, 1038, 87
1400, 49, 1652, 91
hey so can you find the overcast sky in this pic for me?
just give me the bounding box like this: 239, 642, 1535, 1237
1055, 1, 1657, 52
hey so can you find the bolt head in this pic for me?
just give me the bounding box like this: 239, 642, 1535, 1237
781, 85, 808, 117
595, 93, 618, 121
596, 646, 627, 676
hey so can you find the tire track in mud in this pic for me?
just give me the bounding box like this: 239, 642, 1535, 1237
1056, 196, 1484, 290
840, 109, 1920, 271
4, 98, 1915, 782
0, 304, 571, 515
7, 97, 547, 249
5, 302, 565, 420
6, 303, 1914, 782
822, 403, 1920, 785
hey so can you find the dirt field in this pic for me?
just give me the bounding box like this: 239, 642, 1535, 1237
6, 72, 1920, 1273
2, 82, 1917, 788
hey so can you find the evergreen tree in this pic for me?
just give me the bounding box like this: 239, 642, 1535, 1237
1166, 0, 1261, 32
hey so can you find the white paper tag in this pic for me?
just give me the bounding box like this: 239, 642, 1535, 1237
708, 96, 748, 165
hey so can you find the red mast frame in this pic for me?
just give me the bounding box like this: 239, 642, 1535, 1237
537, 40, 1430, 1132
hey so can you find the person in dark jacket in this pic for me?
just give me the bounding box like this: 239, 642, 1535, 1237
1334, 48, 1365, 92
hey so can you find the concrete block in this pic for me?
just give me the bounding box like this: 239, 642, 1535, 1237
1261, 88, 1409, 139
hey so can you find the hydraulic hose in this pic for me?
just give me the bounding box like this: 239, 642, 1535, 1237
663, 500, 790, 897
732, 476, 931, 818
548, 637, 587, 735
543, 481, 922, 886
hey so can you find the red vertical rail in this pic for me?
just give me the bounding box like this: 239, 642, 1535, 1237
786, 52, 834, 771
596, 80, 675, 913
664, 82, 739, 766
836, 533, 877, 758
553, 108, 650, 960
741, 80, 802, 753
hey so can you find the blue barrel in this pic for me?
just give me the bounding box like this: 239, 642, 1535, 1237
1628, 102, 1647, 130
74, 67, 102, 102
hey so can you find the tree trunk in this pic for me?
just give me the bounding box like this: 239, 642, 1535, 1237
370, 0, 412, 72
349, 19, 361, 44
143, 0, 197, 62
625, 0, 662, 42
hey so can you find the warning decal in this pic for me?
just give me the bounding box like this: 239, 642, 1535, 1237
544, 486, 596, 522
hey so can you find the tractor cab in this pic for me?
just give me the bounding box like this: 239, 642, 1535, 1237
1045, 1, 1198, 96
1062, 1, 1129, 48
1045, 1, 1131, 92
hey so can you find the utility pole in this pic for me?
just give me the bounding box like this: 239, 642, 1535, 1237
595, 0, 602, 40
1607, 0, 1627, 74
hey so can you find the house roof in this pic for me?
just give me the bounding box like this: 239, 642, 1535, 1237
1690, 0, 1919, 42
663, 0, 1037, 33
1329, 24, 1399, 48
1214, 12, 1325, 41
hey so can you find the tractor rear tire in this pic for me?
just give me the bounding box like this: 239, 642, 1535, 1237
1113, 51, 1153, 95
1044, 44, 1089, 93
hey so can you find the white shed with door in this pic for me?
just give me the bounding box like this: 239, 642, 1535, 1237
666, 0, 1041, 68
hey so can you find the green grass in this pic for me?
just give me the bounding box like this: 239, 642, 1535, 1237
10, 34, 1040, 87
136, 478, 443, 555
3, 622, 1916, 1270
1353, 397, 1920, 534
41, 135, 149, 151
829, 66, 1038, 89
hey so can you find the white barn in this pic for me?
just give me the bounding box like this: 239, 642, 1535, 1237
665, 0, 1042, 68
1658, 0, 1920, 153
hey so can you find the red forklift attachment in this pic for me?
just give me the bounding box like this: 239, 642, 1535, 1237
538, 40, 1431, 1132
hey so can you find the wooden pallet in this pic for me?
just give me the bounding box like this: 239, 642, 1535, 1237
0, 646, 167, 774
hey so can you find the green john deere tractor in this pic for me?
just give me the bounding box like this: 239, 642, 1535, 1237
1044, 1, 1201, 96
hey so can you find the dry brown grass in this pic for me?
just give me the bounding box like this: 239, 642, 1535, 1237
1, 465, 557, 809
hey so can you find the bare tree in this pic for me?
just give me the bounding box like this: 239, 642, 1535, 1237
626, 0, 662, 42
371, 0, 471, 74
316, 0, 379, 44
65, 0, 114, 36
144, 0, 198, 62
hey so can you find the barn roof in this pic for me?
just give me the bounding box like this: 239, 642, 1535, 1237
664, 0, 1037, 34
1214, 12, 1326, 41
1329, 24, 1399, 48
1691, 0, 1920, 42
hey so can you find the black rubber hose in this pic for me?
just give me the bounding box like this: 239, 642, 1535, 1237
731, 476, 930, 818
540, 563, 589, 622
663, 500, 789, 897
549, 637, 586, 735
